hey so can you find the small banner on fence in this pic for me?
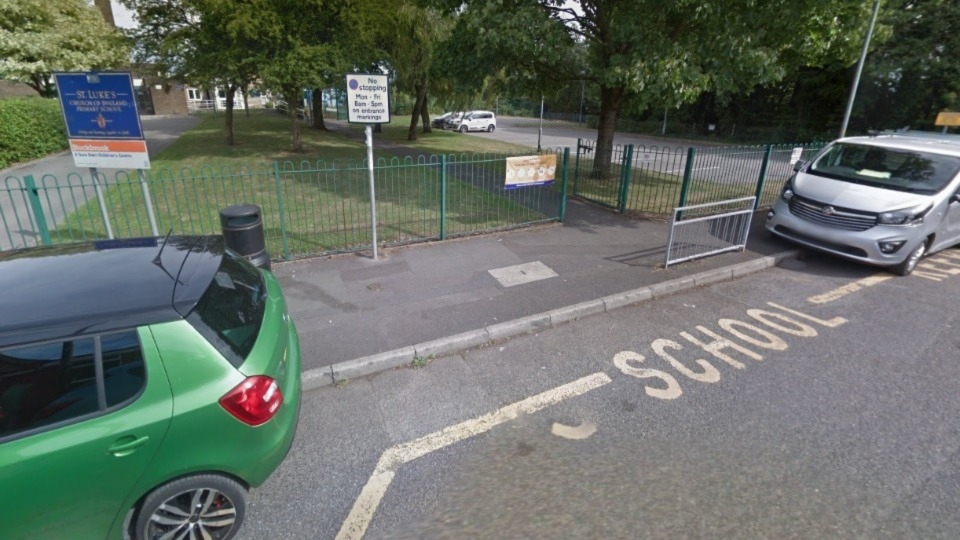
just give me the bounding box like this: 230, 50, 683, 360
505, 154, 557, 189
69, 139, 150, 169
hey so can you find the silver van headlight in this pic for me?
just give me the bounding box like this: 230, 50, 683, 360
877, 204, 931, 226
780, 179, 794, 201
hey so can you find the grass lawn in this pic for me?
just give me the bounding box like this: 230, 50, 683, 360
52, 110, 557, 259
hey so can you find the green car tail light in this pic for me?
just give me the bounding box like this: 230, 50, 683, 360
219, 375, 283, 426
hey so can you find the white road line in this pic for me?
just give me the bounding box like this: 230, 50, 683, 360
665, 166, 721, 174
335, 372, 613, 540
806, 273, 892, 304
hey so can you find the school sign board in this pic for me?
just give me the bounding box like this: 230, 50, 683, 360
54, 72, 150, 169
345, 74, 390, 124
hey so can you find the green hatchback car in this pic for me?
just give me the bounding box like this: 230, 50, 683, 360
0, 236, 301, 539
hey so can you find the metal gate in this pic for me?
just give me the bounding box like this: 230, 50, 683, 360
664, 196, 756, 267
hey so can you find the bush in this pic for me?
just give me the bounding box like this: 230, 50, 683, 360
0, 97, 68, 170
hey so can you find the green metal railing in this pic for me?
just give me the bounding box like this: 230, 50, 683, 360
574, 139, 826, 216
1, 150, 568, 259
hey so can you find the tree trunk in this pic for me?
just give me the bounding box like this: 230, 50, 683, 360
421, 89, 432, 134
30, 75, 55, 97
243, 87, 250, 117
592, 86, 625, 179
225, 83, 236, 146
407, 83, 426, 141
312, 88, 327, 130
285, 89, 302, 152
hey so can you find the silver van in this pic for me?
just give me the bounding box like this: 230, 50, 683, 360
766, 132, 960, 275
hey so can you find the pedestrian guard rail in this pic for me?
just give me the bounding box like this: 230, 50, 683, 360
664, 196, 757, 267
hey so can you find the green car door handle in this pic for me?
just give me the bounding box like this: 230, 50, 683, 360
107, 435, 150, 457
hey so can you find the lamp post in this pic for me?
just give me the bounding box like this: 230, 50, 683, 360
537, 95, 544, 151
579, 80, 585, 124
839, 0, 881, 138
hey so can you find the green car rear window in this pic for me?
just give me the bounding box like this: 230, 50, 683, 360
187, 250, 266, 367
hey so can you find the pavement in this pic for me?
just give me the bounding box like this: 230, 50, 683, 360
280, 118, 800, 391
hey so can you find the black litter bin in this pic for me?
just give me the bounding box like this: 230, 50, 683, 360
219, 204, 271, 270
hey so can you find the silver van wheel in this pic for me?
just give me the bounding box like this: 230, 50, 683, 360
893, 240, 926, 276
459, 125, 468, 133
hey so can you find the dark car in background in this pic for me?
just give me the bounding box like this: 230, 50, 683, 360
0, 236, 301, 539
431, 112, 453, 129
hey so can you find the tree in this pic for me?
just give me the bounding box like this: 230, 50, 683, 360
123, 0, 381, 151
857, 0, 960, 131
437, 0, 871, 176
121, 0, 279, 145
380, 2, 454, 140
258, 0, 382, 151
186, 0, 280, 145
0, 0, 129, 97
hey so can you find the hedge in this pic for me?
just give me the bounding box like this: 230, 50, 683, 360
0, 97, 68, 170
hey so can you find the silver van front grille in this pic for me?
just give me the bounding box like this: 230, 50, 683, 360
788, 196, 877, 231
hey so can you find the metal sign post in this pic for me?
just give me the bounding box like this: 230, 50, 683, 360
345, 73, 391, 260
139, 169, 159, 236
365, 125, 378, 259
89, 167, 114, 239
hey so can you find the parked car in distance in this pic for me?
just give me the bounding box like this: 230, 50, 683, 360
0, 236, 301, 540
431, 112, 453, 129
443, 111, 468, 130
766, 131, 960, 275
450, 110, 497, 133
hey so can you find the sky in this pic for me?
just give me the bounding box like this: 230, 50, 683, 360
110, 0, 137, 29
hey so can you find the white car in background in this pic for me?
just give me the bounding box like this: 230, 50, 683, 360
450, 110, 497, 133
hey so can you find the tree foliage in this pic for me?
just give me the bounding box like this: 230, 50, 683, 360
0, 0, 129, 97
258, 0, 377, 151
858, 0, 960, 130
121, 0, 281, 144
377, 1, 455, 139
0, 97, 67, 168
435, 0, 873, 173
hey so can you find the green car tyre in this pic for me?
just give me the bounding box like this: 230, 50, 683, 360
135, 474, 246, 540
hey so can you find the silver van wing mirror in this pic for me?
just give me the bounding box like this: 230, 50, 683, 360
793, 160, 807, 172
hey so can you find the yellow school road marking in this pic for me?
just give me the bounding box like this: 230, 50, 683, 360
806, 274, 892, 304
806, 252, 960, 300
335, 372, 613, 540
914, 251, 960, 281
